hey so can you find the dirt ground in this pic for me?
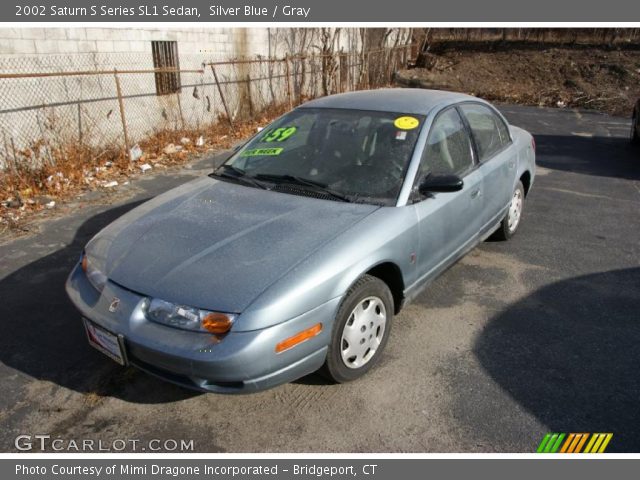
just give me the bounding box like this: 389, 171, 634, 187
396, 43, 640, 116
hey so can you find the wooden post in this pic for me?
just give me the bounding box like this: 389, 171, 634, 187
284, 56, 293, 109
210, 65, 233, 128
113, 70, 131, 161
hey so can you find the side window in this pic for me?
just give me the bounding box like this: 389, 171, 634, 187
459, 104, 511, 161
417, 108, 474, 181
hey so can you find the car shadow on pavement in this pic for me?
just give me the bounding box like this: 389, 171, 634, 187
474, 267, 640, 452
0, 200, 201, 404
534, 134, 640, 180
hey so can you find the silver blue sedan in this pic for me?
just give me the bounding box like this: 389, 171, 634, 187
66, 89, 536, 393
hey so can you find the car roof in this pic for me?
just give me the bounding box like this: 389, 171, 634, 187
298, 88, 478, 116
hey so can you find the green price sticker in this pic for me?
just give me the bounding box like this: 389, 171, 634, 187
262, 126, 297, 142
242, 147, 284, 157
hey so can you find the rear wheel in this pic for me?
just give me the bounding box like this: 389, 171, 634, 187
321, 275, 393, 383
492, 180, 525, 241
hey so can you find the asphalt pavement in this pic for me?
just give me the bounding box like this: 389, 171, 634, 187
0, 105, 638, 452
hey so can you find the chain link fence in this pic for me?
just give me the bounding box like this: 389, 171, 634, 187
0, 45, 413, 174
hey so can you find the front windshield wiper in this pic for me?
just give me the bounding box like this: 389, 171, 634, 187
253, 173, 353, 203
209, 164, 268, 190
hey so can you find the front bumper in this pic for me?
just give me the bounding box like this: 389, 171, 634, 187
65, 262, 338, 393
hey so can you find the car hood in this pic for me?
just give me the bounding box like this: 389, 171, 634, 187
86, 177, 378, 314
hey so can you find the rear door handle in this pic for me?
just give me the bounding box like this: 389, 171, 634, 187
470, 188, 481, 199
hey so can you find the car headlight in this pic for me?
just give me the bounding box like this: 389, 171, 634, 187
143, 298, 236, 334
81, 252, 108, 292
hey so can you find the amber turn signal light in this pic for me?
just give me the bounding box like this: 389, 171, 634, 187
202, 313, 234, 334
276, 323, 322, 353
81, 253, 88, 273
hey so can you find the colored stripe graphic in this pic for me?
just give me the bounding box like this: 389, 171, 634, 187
597, 433, 613, 453
537, 433, 552, 453
574, 433, 589, 453
537, 433, 612, 453
560, 433, 575, 453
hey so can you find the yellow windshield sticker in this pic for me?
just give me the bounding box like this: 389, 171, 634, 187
242, 147, 283, 157
394, 116, 420, 130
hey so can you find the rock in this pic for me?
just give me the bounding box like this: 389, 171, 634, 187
196, 136, 205, 147
180, 137, 191, 145
139, 163, 152, 173
45, 201, 56, 209
103, 181, 118, 188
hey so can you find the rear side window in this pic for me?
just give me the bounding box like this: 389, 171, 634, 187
459, 104, 511, 161
418, 108, 474, 179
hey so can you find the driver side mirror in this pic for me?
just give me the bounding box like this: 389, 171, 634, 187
419, 174, 464, 194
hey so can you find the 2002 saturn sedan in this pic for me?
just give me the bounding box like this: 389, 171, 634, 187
66, 88, 536, 393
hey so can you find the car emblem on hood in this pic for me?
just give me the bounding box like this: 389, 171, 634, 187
108, 297, 120, 313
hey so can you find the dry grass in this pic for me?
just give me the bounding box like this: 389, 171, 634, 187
0, 104, 288, 233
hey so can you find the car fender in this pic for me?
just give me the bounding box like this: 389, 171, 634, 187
233, 206, 419, 332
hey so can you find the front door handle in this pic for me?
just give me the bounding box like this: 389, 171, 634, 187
470, 188, 481, 199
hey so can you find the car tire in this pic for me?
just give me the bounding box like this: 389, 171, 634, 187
632, 109, 639, 145
492, 180, 525, 241
321, 275, 393, 383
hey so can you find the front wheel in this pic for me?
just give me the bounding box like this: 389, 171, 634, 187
492, 180, 525, 241
321, 275, 393, 383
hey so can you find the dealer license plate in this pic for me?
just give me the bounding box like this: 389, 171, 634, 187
82, 318, 127, 366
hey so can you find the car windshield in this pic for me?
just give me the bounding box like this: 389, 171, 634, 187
220, 108, 425, 205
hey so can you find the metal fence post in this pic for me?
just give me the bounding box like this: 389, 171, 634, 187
113, 69, 131, 161
245, 74, 254, 118
284, 55, 293, 109
210, 65, 233, 128
176, 90, 185, 130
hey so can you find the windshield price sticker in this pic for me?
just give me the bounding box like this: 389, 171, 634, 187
242, 147, 284, 157
262, 126, 297, 142
394, 116, 420, 130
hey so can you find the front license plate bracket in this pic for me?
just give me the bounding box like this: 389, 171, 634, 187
82, 318, 128, 366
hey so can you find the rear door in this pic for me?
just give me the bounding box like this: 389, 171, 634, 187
411, 107, 484, 282
458, 103, 515, 234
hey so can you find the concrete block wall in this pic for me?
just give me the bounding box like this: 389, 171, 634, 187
0, 28, 278, 161
0, 27, 271, 65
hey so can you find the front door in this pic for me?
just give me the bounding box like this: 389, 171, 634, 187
411, 107, 484, 284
